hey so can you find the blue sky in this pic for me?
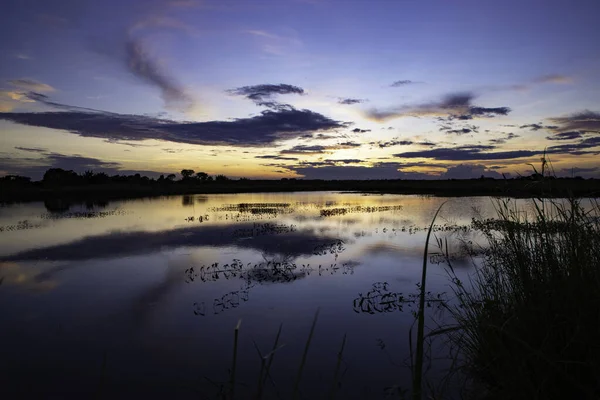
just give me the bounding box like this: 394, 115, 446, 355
1, 0, 599, 179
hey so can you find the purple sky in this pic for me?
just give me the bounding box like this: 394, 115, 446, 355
1, 0, 599, 179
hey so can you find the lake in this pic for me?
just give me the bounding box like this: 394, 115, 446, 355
0, 192, 517, 399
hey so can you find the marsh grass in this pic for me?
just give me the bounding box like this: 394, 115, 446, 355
443, 195, 600, 399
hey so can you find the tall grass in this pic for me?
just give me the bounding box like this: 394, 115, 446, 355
444, 196, 600, 399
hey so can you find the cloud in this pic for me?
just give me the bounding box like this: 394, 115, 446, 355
519, 123, 558, 131
285, 161, 445, 180
245, 30, 303, 56
279, 142, 361, 155
533, 74, 572, 84
0, 103, 347, 146
0, 150, 162, 180
394, 145, 543, 161
8, 79, 54, 92
255, 155, 299, 161
390, 80, 417, 87
338, 98, 367, 105
489, 132, 520, 144
14, 146, 46, 153
440, 164, 503, 179
546, 131, 583, 141
129, 16, 198, 36
228, 84, 304, 102
395, 139, 600, 161
547, 110, 600, 134
125, 39, 194, 112
351, 128, 371, 133
364, 92, 511, 122
372, 140, 414, 148
546, 136, 600, 154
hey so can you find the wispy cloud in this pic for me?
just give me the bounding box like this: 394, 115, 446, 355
8, 79, 55, 92
338, 98, 367, 105
125, 38, 194, 112
245, 29, 303, 56
364, 92, 511, 122
389, 80, 419, 87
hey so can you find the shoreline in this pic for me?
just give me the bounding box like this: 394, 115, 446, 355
2, 178, 600, 204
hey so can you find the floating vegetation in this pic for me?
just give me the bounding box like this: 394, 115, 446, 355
232, 223, 297, 238
40, 209, 128, 220
320, 204, 403, 217
313, 240, 345, 259
353, 282, 446, 315
184, 214, 209, 222
210, 203, 292, 213
0, 219, 46, 232
186, 257, 356, 316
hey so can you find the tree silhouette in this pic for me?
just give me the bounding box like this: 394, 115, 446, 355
181, 169, 195, 179
195, 172, 209, 182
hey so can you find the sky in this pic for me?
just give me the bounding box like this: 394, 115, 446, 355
1, 0, 599, 180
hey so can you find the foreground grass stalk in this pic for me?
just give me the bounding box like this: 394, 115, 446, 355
292, 308, 320, 400
230, 319, 242, 400
412, 201, 446, 400
328, 333, 347, 400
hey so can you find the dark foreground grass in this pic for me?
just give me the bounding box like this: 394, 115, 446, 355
444, 197, 600, 399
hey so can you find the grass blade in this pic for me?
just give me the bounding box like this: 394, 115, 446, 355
412, 201, 446, 400
292, 308, 320, 399
328, 333, 347, 400
230, 319, 242, 400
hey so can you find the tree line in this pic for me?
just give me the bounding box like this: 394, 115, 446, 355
0, 168, 241, 187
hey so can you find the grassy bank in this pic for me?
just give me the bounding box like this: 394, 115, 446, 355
443, 197, 600, 399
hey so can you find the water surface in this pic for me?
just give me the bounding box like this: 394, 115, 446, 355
0, 192, 508, 398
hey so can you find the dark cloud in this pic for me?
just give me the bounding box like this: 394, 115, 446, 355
228, 84, 304, 102
14, 146, 46, 153
468, 106, 510, 116
520, 123, 543, 131
441, 164, 503, 179
546, 131, 584, 141
279, 141, 361, 155
546, 136, 600, 154
352, 128, 371, 133
295, 159, 363, 167
446, 128, 472, 135
364, 92, 511, 122
0, 105, 347, 146
280, 145, 329, 155
390, 80, 417, 87
489, 132, 520, 145
372, 140, 414, 148
394, 145, 542, 161
395, 138, 600, 161
338, 98, 367, 105
125, 39, 194, 111
255, 155, 299, 161
519, 123, 558, 131
547, 111, 600, 134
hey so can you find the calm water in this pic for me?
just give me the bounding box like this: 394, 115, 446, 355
0, 192, 512, 399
